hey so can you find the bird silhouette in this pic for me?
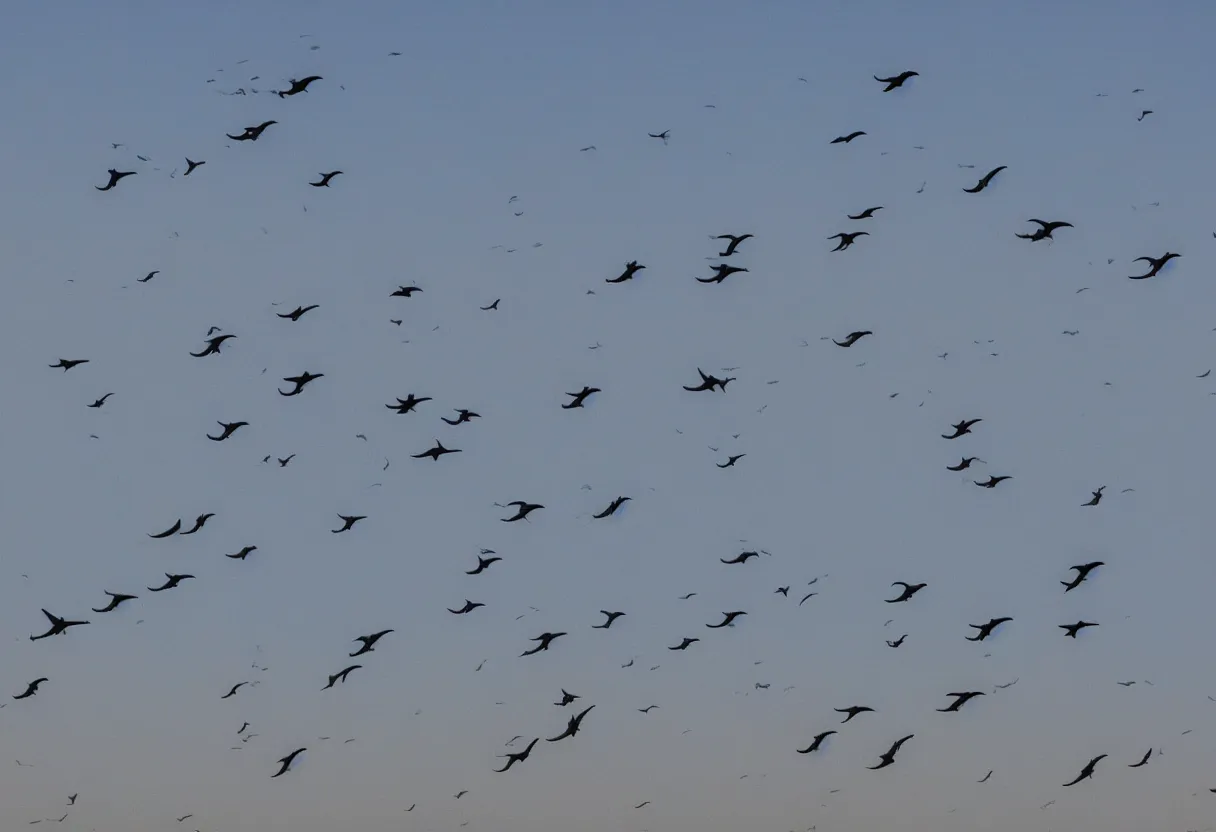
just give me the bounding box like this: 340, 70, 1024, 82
563, 386, 600, 408
886, 582, 927, 603
607, 261, 646, 283
495, 738, 539, 771
91, 591, 137, 613
830, 131, 866, 144
547, 705, 595, 741
1129, 252, 1181, 279
30, 609, 89, 641
797, 731, 837, 753
937, 691, 985, 712
966, 617, 1012, 641
1062, 754, 1107, 786
875, 70, 918, 91
715, 233, 754, 256
592, 611, 625, 629
13, 678, 48, 700
277, 76, 322, 97
351, 630, 394, 657
226, 120, 277, 141
332, 514, 366, 533
1062, 561, 1104, 591
836, 705, 875, 723
521, 632, 566, 656
96, 169, 136, 191
963, 166, 1007, 193
309, 171, 343, 187
1060, 620, 1099, 638
868, 735, 914, 769
147, 574, 194, 592
828, 232, 868, 251
271, 748, 306, 777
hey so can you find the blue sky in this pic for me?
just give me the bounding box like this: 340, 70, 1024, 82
3, 1, 1216, 830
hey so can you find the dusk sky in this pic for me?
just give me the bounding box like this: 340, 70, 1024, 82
4, 2, 1216, 831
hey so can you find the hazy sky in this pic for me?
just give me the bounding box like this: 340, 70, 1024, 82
3, 1, 1216, 831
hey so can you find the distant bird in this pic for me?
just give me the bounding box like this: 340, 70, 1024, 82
797, 731, 837, 753
448, 600, 485, 615
1137, 109, 1152, 121
1128, 252, 1180, 280
1128, 749, 1152, 768
480, 299, 500, 310
669, 637, 700, 651
848, 206, 883, 220
1062, 561, 1104, 591
886, 582, 926, 603
943, 419, 982, 439
717, 454, 745, 468
697, 263, 749, 284
443, 409, 481, 425
137, 270, 159, 283
190, 334, 236, 357
30, 609, 89, 641
50, 358, 89, 371
466, 554, 502, 575
715, 234, 755, 258
272, 748, 307, 777
91, 591, 137, 613
593, 611, 625, 629
521, 632, 566, 656
684, 368, 731, 392
946, 456, 982, 471
277, 76, 322, 97
563, 387, 600, 408
500, 501, 543, 522
963, 166, 1007, 193
351, 630, 394, 657
412, 441, 461, 461
830, 131, 866, 144
221, 682, 248, 700
226, 120, 277, 141
225, 545, 257, 560
647, 131, 670, 144
309, 171, 343, 187
833, 330, 872, 347
547, 705, 595, 741
180, 513, 214, 535
721, 550, 760, 565
874, 70, 918, 91
332, 514, 366, 533
495, 738, 539, 771
13, 678, 48, 700
592, 496, 631, 518
277, 305, 319, 321
147, 573, 193, 592
207, 421, 249, 441
1062, 754, 1106, 786
95, 169, 136, 191
606, 261, 646, 283
555, 689, 580, 706
183, 158, 205, 176
937, 691, 985, 712
148, 519, 182, 538
706, 611, 747, 629
1060, 620, 1099, 638
974, 475, 1012, 488
1016, 219, 1073, 241
966, 617, 1012, 641
391, 285, 422, 297
886, 634, 907, 648
869, 735, 914, 769
280, 371, 323, 396
322, 665, 362, 690
828, 232, 868, 251
387, 393, 432, 414
1082, 486, 1106, 506
87, 393, 114, 409
835, 705, 874, 723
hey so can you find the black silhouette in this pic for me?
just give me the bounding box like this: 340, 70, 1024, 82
593, 611, 625, 629
964, 166, 1007, 193
87, 393, 114, 409
974, 475, 1012, 488
148, 573, 194, 592
946, 456, 982, 471
830, 131, 866, 144
391, 285, 422, 297
500, 501, 543, 522
521, 632, 566, 656
277, 76, 322, 97
309, 171, 343, 187
332, 514, 366, 533
1060, 621, 1098, 638
207, 421, 249, 441
967, 617, 1012, 641
448, 600, 485, 615
869, 735, 914, 769
937, 691, 985, 712
875, 70, 918, 91
563, 387, 600, 408
50, 358, 89, 371
717, 454, 746, 468
833, 330, 872, 347
828, 232, 868, 251
277, 305, 319, 321
1062, 561, 1104, 591
30, 609, 89, 641
148, 519, 182, 538
96, 169, 136, 191
886, 582, 926, 603
1129, 252, 1180, 280
942, 419, 981, 439
835, 706, 874, 723
495, 738, 539, 771
280, 371, 323, 396
715, 234, 754, 257
1082, 486, 1106, 506
706, 611, 747, 628
226, 546, 257, 560
181, 513, 214, 534
92, 591, 137, 613
721, 550, 760, 565
1062, 754, 1106, 786
412, 441, 461, 461
669, 637, 700, 651
13, 678, 48, 700
272, 748, 306, 777
1016, 219, 1073, 241
190, 334, 236, 357
221, 682, 248, 699
443, 409, 481, 425
322, 665, 362, 690
467, 554, 502, 575
848, 207, 883, 219
184, 158, 205, 176
351, 630, 394, 657
226, 121, 277, 141
797, 731, 836, 753
607, 261, 646, 283
547, 705, 595, 741
593, 496, 631, 518
697, 264, 749, 284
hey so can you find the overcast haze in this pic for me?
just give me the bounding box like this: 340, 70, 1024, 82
3, 1, 1216, 831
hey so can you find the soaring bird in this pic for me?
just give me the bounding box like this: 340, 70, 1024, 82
669, 637, 700, 651
963, 166, 1007, 193
647, 131, 670, 144
180, 513, 214, 534
277, 75, 322, 97
797, 731, 836, 753
467, 554, 502, 575
521, 632, 566, 656
706, 611, 747, 628
606, 261, 646, 283
30, 609, 89, 641
412, 441, 461, 461
830, 131, 866, 144
207, 421, 249, 441
184, 158, 205, 176
96, 169, 136, 191
322, 665, 362, 690
221, 682, 249, 700
350, 630, 394, 657
309, 171, 343, 187
563, 386, 600, 408
592, 496, 631, 518
272, 747, 307, 777
1060, 620, 1099, 638
833, 330, 872, 347
886, 582, 926, 603
1082, 486, 1106, 506
1128, 749, 1153, 768
391, 285, 423, 297
50, 358, 89, 371
1062, 754, 1106, 786
848, 206, 883, 219
332, 514, 366, 533
717, 454, 746, 468
974, 475, 1012, 488
495, 738, 539, 771
868, 735, 914, 769
443, 409, 481, 425
13, 678, 48, 700
190, 334, 236, 357
1016, 219, 1073, 241
942, 418, 981, 439
148, 519, 182, 538
387, 393, 432, 414
720, 550, 760, 565
87, 393, 114, 409
91, 591, 137, 613
547, 705, 595, 741
697, 263, 749, 284
966, 617, 1012, 641
715, 233, 754, 257
684, 368, 731, 392
937, 691, 985, 712
226, 120, 277, 141
1062, 561, 1104, 591
828, 231, 868, 251
226, 546, 257, 560
137, 270, 159, 283
946, 456, 983, 471
1128, 252, 1180, 280
500, 501, 543, 522
874, 70, 918, 91
277, 304, 319, 321
592, 611, 625, 629
448, 600, 485, 615
554, 689, 580, 706
835, 705, 875, 723
280, 371, 323, 396
147, 574, 194, 592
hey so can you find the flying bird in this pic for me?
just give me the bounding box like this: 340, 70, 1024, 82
874, 70, 918, 91
886, 582, 927, 603
833, 330, 872, 347
500, 501, 543, 522
495, 738, 540, 771
1062, 561, 1104, 591
974, 475, 1012, 488
828, 232, 868, 251
147, 574, 194, 592
1082, 486, 1106, 506
322, 665, 362, 690
869, 735, 914, 769
835, 705, 874, 723
592, 496, 631, 518
563, 386, 600, 408
1129, 749, 1153, 768
715, 233, 754, 257
148, 519, 182, 538
721, 550, 760, 565
797, 731, 837, 753
332, 514, 366, 533
696, 263, 749, 284
13, 678, 48, 700
547, 705, 595, 741
1128, 252, 1180, 279
593, 611, 625, 629
963, 166, 1007, 193
937, 691, 985, 712
1062, 754, 1106, 786
467, 554, 502, 575
95, 169, 136, 190
443, 409, 481, 425
448, 600, 485, 615
717, 454, 746, 468
91, 591, 137, 613
309, 171, 343, 187
830, 131, 866, 144
647, 131, 670, 144
30, 609, 89, 641
848, 206, 883, 219
669, 637, 700, 651
183, 158, 205, 175
706, 611, 747, 628
180, 513, 214, 534
391, 285, 422, 297
280, 371, 323, 396
207, 421, 249, 441
277, 76, 322, 97
277, 304, 319, 321
190, 334, 236, 357
221, 682, 249, 699
412, 441, 461, 461
1016, 219, 1073, 241
1060, 620, 1099, 638
966, 618, 1012, 641
942, 418, 981, 439
351, 630, 394, 657
946, 456, 983, 471
521, 632, 566, 656
87, 393, 114, 409
137, 270, 159, 283
272, 748, 307, 777
226, 120, 277, 141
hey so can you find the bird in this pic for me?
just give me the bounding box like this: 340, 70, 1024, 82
190, 334, 236, 357
715, 233, 754, 257
351, 630, 394, 657
221, 682, 249, 699
721, 550, 760, 565
1016, 219, 1073, 241
1082, 486, 1106, 506
30, 609, 89, 641
309, 171, 343, 187
563, 386, 600, 408
277, 76, 322, 97
495, 738, 539, 771
797, 731, 837, 753
521, 632, 566, 656
87, 393, 114, 409
500, 501, 543, 522
942, 418, 981, 439
225, 546, 257, 560
1129, 252, 1181, 279
886, 634, 907, 648
1060, 620, 1099, 638
966, 618, 1012, 641
147, 574, 194, 592
835, 706, 875, 723
448, 600, 485, 615
412, 441, 461, 461
684, 368, 731, 392
137, 270, 159, 283
886, 582, 927, 603
1062, 754, 1107, 786
207, 421, 249, 441
277, 455, 295, 467
480, 299, 500, 310
946, 456, 983, 471
974, 475, 1012, 488
1062, 561, 1105, 591
280, 371, 323, 396
555, 689, 580, 706
272, 748, 306, 777
181, 513, 214, 535
467, 554, 502, 575
226, 120, 277, 141
50, 358, 89, 371
147, 519, 182, 538
592, 496, 631, 518
387, 394, 432, 414
874, 70, 918, 91
647, 131, 670, 144
937, 691, 985, 712
697, 263, 749, 284
91, 591, 137, 613
706, 611, 747, 628
830, 131, 866, 144
183, 158, 205, 176
606, 261, 646, 283
592, 611, 625, 629
277, 305, 319, 321
868, 735, 914, 769
322, 665, 362, 690
833, 330, 872, 347
669, 637, 700, 651
828, 232, 868, 251
547, 705, 595, 741
95, 169, 136, 190
963, 166, 1007, 193
13, 678, 48, 700
442, 409, 481, 425
391, 285, 423, 297
332, 514, 366, 533
1137, 109, 1153, 121
717, 454, 746, 468
1129, 749, 1153, 768
847, 206, 883, 219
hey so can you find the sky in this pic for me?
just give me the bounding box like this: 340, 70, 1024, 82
2, 1, 1216, 830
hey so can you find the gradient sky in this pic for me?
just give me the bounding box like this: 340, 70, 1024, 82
3, 1, 1216, 831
